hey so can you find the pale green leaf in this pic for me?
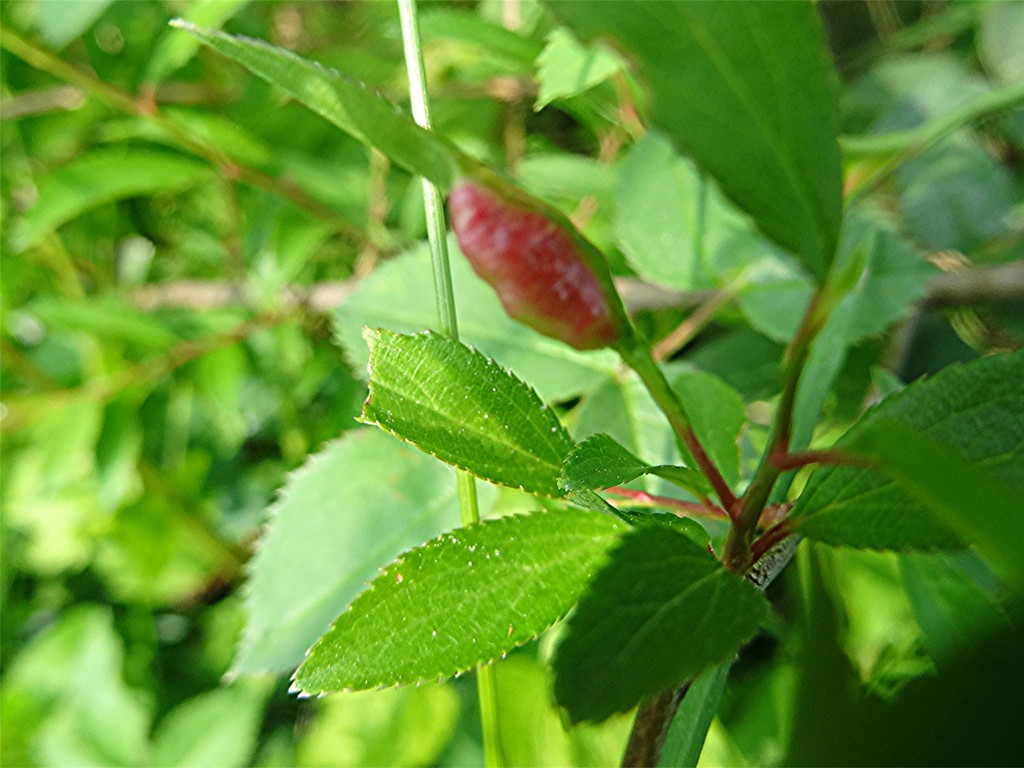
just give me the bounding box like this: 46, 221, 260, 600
293, 508, 625, 694
553, 526, 769, 723
535, 27, 625, 110
361, 328, 573, 496
150, 683, 268, 768
232, 430, 459, 675
672, 369, 746, 488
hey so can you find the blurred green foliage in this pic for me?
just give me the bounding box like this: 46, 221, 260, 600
1, 1, 1022, 766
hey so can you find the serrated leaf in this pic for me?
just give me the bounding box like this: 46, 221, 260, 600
362, 329, 573, 496
844, 419, 1024, 587
293, 508, 624, 694
171, 21, 466, 188
334, 241, 620, 404
791, 351, 1024, 552
535, 27, 624, 110
553, 525, 769, 723
12, 148, 213, 252
560, 433, 708, 497
145, 0, 249, 84
232, 430, 458, 675
552, 1, 843, 280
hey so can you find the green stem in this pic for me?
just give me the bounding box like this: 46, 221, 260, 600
397, 1, 502, 764
617, 340, 737, 513
723, 287, 828, 571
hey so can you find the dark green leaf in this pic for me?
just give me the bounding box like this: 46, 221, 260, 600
171, 21, 466, 188
560, 433, 707, 497
899, 552, 1009, 665
361, 329, 574, 496
844, 419, 1024, 587
294, 508, 625, 694
791, 351, 1024, 552
553, 1, 843, 279
553, 525, 769, 723
232, 430, 458, 675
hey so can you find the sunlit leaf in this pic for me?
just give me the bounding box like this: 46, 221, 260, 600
361, 329, 573, 496
294, 508, 624, 694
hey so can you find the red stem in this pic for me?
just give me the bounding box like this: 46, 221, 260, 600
605, 487, 728, 519
771, 448, 872, 471
750, 521, 793, 564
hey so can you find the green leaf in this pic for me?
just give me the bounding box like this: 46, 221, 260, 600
30, 296, 181, 351
843, 419, 1024, 587
535, 27, 625, 110
553, 525, 769, 723
361, 328, 574, 496
552, 1, 843, 280
791, 351, 1024, 552
672, 369, 746, 488
3, 606, 152, 768
12, 148, 213, 252
295, 685, 460, 768
293, 508, 625, 694
333, 241, 620, 404
33, 0, 113, 48
659, 662, 731, 768
560, 433, 708, 497
145, 0, 249, 84
232, 430, 459, 675
150, 682, 268, 768
171, 21, 465, 188
420, 9, 544, 69
899, 552, 1009, 665
788, 213, 937, 453
614, 132, 711, 291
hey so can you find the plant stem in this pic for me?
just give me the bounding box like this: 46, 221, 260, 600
723, 287, 828, 571
617, 340, 738, 513
397, 1, 503, 764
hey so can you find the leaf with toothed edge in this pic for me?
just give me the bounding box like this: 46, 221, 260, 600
561, 432, 710, 498
292, 508, 624, 695
552, 525, 769, 723
230, 429, 462, 676
361, 328, 575, 497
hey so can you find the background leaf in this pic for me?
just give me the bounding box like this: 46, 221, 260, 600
361, 329, 574, 497
12, 148, 213, 252
791, 351, 1024, 551
232, 430, 459, 675
534, 27, 624, 110
553, 1, 843, 279
294, 508, 624, 694
173, 21, 466, 188
334, 242, 620, 404
553, 525, 769, 723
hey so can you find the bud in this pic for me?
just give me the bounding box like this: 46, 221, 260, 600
449, 180, 622, 351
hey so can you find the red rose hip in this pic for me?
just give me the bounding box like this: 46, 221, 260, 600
449, 181, 621, 351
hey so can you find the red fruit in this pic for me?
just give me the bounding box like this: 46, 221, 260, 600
449, 181, 620, 351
